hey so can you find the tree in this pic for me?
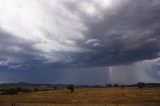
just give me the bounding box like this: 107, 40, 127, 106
67, 84, 75, 93
33, 88, 40, 92
107, 83, 112, 87
114, 83, 119, 87
120, 85, 125, 91
54, 86, 57, 90
137, 82, 145, 92
1, 88, 18, 95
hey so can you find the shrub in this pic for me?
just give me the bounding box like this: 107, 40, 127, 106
1, 88, 18, 95
67, 84, 75, 93
107, 83, 112, 87
33, 88, 40, 92
137, 82, 145, 92
114, 83, 119, 87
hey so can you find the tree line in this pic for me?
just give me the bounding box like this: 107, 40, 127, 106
0, 82, 146, 95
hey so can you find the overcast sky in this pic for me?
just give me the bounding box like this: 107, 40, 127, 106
0, 0, 160, 85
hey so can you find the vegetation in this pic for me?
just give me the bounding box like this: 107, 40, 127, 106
114, 83, 119, 87
0, 83, 159, 105
0, 87, 159, 105
33, 88, 40, 92
106, 83, 120, 87
120, 85, 125, 91
0, 87, 33, 95
137, 82, 145, 92
0, 88, 19, 95
107, 83, 112, 87
67, 84, 75, 93
54, 86, 57, 90
0, 87, 51, 95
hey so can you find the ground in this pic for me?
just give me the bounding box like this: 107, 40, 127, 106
0, 87, 160, 106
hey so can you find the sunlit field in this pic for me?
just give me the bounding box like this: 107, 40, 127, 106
0, 87, 160, 106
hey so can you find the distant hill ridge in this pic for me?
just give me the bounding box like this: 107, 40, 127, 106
0, 82, 68, 89
0, 82, 160, 89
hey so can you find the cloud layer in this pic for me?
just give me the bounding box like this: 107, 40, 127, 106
0, 0, 160, 84
0, 0, 160, 69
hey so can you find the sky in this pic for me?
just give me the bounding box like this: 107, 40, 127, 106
0, 0, 160, 85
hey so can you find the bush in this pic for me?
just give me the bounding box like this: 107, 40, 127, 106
0, 87, 32, 95
114, 83, 119, 87
33, 88, 40, 92
67, 84, 75, 93
120, 85, 125, 90
107, 83, 112, 87
17, 87, 32, 93
54, 86, 57, 90
137, 82, 145, 92
1, 88, 18, 95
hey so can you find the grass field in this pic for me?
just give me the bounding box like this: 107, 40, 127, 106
0, 87, 160, 106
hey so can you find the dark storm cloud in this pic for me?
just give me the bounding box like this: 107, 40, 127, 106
0, 0, 160, 70
61, 0, 160, 67
1, 0, 160, 85
0, 30, 46, 70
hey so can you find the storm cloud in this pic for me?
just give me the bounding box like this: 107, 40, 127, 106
63, 0, 160, 67
0, 0, 160, 84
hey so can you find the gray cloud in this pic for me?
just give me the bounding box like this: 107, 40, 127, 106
61, 0, 160, 67
146, 59, 160, 80
0, 30, 45, 70
0, 0, 160, 84
0, 0, 160, 69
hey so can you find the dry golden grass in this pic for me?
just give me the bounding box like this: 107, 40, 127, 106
0, 87, 160, 106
